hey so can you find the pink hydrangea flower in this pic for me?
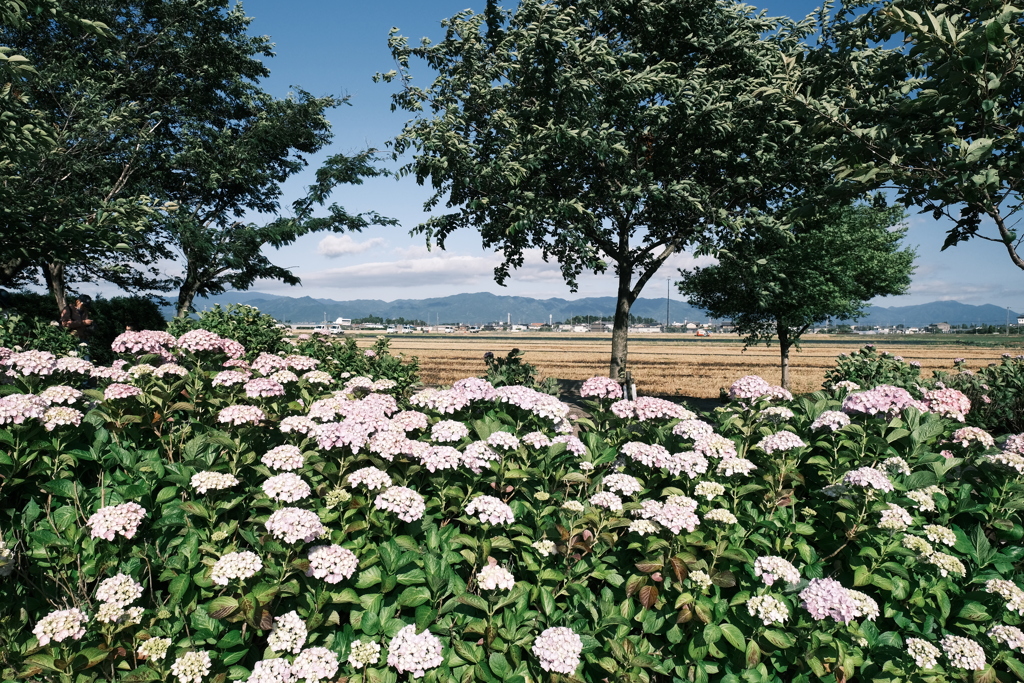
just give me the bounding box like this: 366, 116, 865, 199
580, 376, 623, 399
87, 502, 146, 541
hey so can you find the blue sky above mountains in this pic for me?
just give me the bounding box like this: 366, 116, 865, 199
225, 0, 1024, 309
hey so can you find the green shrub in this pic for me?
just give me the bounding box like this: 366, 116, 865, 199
3, 335, 1024, 683
483, 347, 558, 394
935, 355, 1024, 435
168, 304, 288, 360
822, 344, 924, 392
293, 334, 420, 393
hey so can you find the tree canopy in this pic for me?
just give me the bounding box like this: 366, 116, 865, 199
1, 0, 388, 314
795, 0, 1024, 271
677, 202, 915, 388
380, 0, 835, 378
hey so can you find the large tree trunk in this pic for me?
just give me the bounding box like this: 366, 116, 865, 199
42, 262, 68, 315
609, 266, 635, 379
176, 282, 198, 318
777, 322, 791, 390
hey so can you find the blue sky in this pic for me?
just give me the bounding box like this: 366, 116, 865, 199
212, 0, 1024, 308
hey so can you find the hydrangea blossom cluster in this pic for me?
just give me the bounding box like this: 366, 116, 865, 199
452, 376, 497, 401
580, 375, 624, 399
747, 595, 789, 625
270, 370, 299, 384
533, 539, 556, 556
251, 352, 288, 375
392, 410, 429, 432
877, 504, 913, 531
39, 385, 82, 405
494, 385, 571, 427
553, 434, 586, 455
842, 385, 925, 416
418, 445, 462, 472
634, 496, 700, 534
211, 551, 262, 585
244, 378, 286, 399
43, 406, 83, 431
387, 625, 444, 678
694, 481, 725, 499
375, 486, 426, 522
0, 539, 14, 577
923, 387, 971, 421
190, 471, 239, 494
694, 433, 738, 459
757, 431, 806, 454
754, 556, 801, 586
212, 369, 251, 387
5, 349, 57, 376
810, 410, 851, 432
532, 627, 583, 675
279, 416, 317, 435
906, 638, 941, 668
348, 640, 382, 669
728, 375, 774, 400
842, 467, 894, 492
590, 491, 623, 511
989, 624, 1024, 651
104, 383, 142, 401
410, 387, 472, 414
138, 637, 172, 661
87, 502, 146, 540
985, 449, 1024, 475
923, 524, 956, 547
925, 551, 966, 577
939, 635, 986, 670
347, 466, 392, 490
717, 457, 757, 477
672, 419, 715, 440
170, 650, 212, 683
486, 430, 520, 450
951, 426, 995, 449
758, 406, 794, 422
306, 545, 359, 583
262, 445, 305, 471
268, 610, 307, 653
96, 573, 144, 607
465, 495, 515, 525
906, 486, 942, 511
602, 473, 643, 496
217, 405, 265, 426
522, 431, 553, 448
986, 579, 1024, 614
247, 658, 294, 683
33, 608, 88, 645
477, 560, 515, 590
262, 473, 311, 503
704, 509, 738, 525
292, 647, 339, 682
430, 419, 470, 442
799, 578, 861, 623
264, 508, 326, 543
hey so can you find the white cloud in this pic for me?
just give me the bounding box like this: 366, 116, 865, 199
317, 235, 385, 258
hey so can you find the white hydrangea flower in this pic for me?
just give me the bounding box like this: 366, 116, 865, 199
95, 573, 143, 607
477, 561, 515, 591
629, 519, 660, 536
906, 638, 940, 668
268, 610, 307, 654
465, 495, 515, 525
694, 481, 725, 500
532, 539, 556, 556
292, 647, 339, 682
923, 524, 956, 547
170, 651, 212, 683
306, 545, 359, 583
348, 639, 381, 669
138, 637, 172, 661
387, 625, 444, 678
210, 551, 262, 585
190, 471, 239, 494
262, 473, 311, 503
703, 509, 738, 525
532, 627, 582, 675
747, 595, 789, 625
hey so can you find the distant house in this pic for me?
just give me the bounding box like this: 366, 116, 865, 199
529, 323, 545, 331
589, 322, 606, 332
1018, 316, 1024, 325
929, 322, 952, 333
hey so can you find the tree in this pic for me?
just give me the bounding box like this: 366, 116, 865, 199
677, 202, 915, 388
1, 0, 384, 314
159, 90, 396, 317
794, 0, 1024, 272
379, 0, 832, 379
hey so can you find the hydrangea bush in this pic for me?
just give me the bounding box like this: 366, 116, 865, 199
2, 332, 1024, 682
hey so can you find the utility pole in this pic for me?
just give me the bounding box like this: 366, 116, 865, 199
1008, 307, 1011, 336
666, 277, 670, 331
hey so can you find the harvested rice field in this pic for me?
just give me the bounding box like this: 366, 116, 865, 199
362, 333, 1024, 398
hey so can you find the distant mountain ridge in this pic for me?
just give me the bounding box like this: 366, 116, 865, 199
173, 291, 1021, 328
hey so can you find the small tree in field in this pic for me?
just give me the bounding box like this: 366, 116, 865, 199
677, 202, 915, 389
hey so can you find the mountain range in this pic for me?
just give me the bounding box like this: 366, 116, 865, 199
174, 291, 1021, 328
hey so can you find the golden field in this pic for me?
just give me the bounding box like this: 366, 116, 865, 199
358, 333, 1024, 398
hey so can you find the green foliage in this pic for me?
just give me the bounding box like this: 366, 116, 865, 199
678, 203, 915, 387
823, 344, 925, 392
801, 0, 1024, 271
0, 292, 77, 357
168, 304, 287, 360
936, 356, 1024, 436
482, 348, 557, 394
292, 334, 420, 393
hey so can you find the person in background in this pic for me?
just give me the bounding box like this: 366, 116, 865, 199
60, 294, 95, 342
